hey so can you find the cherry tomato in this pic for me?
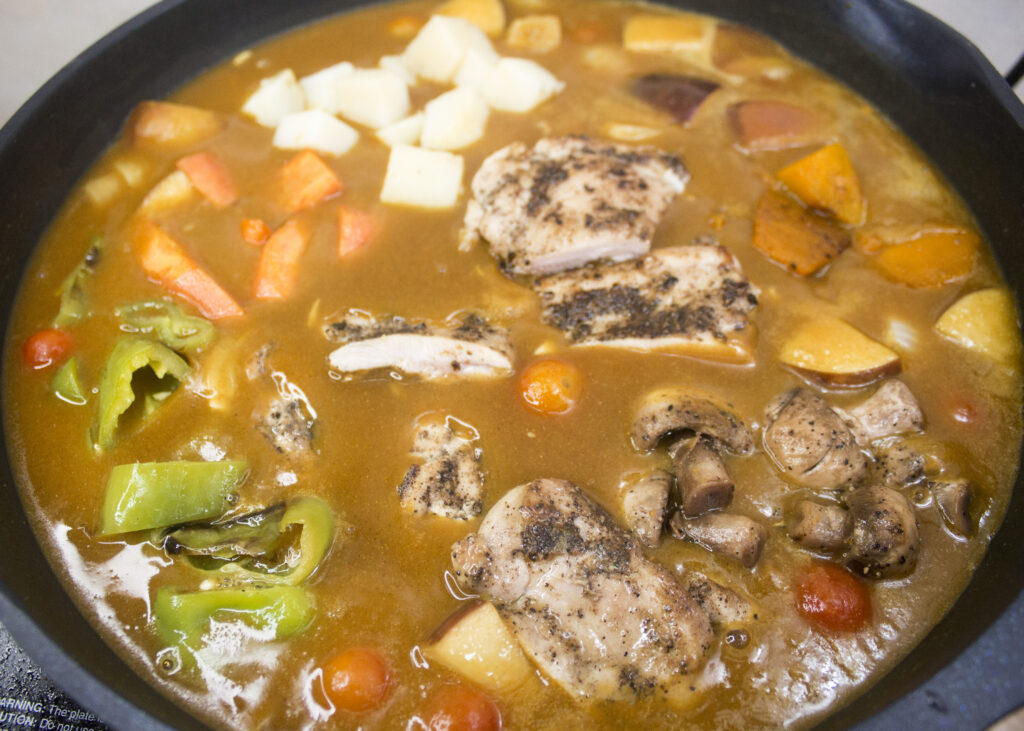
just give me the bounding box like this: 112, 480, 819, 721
323, 648, 391, 712
21, 328, 73, 370
519, 359, 583, 415
796, 562, 872, 633
424, 685, 502, 731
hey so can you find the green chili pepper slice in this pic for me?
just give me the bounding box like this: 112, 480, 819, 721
117, 300, 215, 353
50, 356, 87, 405
54, 236, 102, 329
94, 336, 191, 449
99, 460, 248, 536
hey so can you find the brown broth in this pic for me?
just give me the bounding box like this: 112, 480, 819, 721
3, 1, 1021, 729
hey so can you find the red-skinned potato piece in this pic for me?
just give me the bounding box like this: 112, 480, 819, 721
796, 562, 872, 632
730, 100, 829, 151
778, 316, 900, 387
22, 328, 73, 370
424, 685, 502, 731
752, 189, 850, 276
631, 73, 720, 124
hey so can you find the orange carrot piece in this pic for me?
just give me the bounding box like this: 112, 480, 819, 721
275, 150, 342, 215
241, 217, 271, 246
776, 143, 865, 224
254, 219, 311, 300
337, 206, 375, 257
136, 221, 243, 319
176, 151, 238, 208
752, 190, 850, 276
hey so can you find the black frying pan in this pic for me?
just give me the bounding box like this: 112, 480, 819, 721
1, 1, 1022, 728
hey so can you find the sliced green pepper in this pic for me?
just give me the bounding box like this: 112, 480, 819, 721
54, 236, 103, 328
154, 585, 314, 650
166, 497, 337, 586
50, 356, 87, 405
99, 460, 248, 536
117, 300, 215, 353
94, 336, 191, 449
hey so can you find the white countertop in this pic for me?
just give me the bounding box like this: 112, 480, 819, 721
0, 0, 1021, 126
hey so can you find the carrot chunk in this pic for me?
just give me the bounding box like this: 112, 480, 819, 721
136, 221, 243, 319
752, 190, 850, 276
275, 150, 343, 214
176, 151, 238, 208
730, 100, 827, 151
337, 206, 375, 257
858, 228, 979, 288
254, 219, 311, 299
130, 101, 224, 148
776, 143, 865, 224
240, 218, 271, 246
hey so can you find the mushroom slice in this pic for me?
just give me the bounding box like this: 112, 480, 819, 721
619, 470, 672, 548
785, 499, 850, 552
673, 435, 734, 517
762, 388, 867, 488
930, 479, 972, 536
871, 438, 926, 488
669, 512, 766, 568
846, 485, 920, 578
631, 389, 754, 455
839, 379, 924, 447
681, 573, 758, 632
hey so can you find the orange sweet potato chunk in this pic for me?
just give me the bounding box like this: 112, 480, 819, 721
776, 143, 864, 224
752, 190, 850, 276
869, 229, 979, 288
730, 100, 828, 151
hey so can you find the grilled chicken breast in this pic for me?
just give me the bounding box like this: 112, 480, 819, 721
398, 415, 484, 520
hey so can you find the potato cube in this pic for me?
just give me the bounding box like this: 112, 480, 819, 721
421, 87, 490, 150
273, 110, 359, 156
379, 55, 417, 86
603, 123, 660, 142
111, 153, 150, 188
422, 600, 532, 692
81, 174, 122, 208
779, 316, 901, 387
130, 101, 225, 148
454, 47, 499, 89
332, 69, 410, 129
436, 0, 507, 36
507, 14, 562, 53
380, 145, 464, 208
623, 13, 714, 53
935, 289, 1021, 368
241, 69, 306, 128
138, 170, 197, 214
483, 58, 565, 112
299, 61, 354, 113
376, 112, 425, 147
401, 15, 498, 83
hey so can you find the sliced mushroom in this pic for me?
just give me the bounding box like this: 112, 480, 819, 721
669, 512, 766, 568
785, 499, 850, 552
620, 470, 672, 548
871, 438, 926, 488
931, 479, 972, 536
846, 485, 919, 579
682, 573, 758, 631
839, 379, 924, 447
673, 435, 734, 517
631, 389, 754, 455
762, 388, 867, 488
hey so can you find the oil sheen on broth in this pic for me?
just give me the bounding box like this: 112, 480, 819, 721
3, 1, 1022, 729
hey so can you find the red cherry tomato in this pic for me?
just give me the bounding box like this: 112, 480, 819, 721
424, 685, 502, 731
323, 648, 391, 712
796, 562, 872, 633
519, 359, 583, 415
21, 328, 73, 370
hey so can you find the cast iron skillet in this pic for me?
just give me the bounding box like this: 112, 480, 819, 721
1, 0, 1022, 728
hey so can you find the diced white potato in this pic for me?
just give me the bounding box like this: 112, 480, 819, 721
436, 0, 507, 36
241, 69, 306, 127
299, 61, 354, 113
380, 145, 464, 208
506, 14, 562, 53
401, 15, 498, 83
483, 57, 564, 112
376, 112, 425, 147
111, 154, 150, 188
273, 110, 359, 156
454, 47, 499, 89
421, 87, 490, 150
422, 600, 532, 693
603, 122, 661, 141
138, 170, 196, 214
332, 68, 410, 129
379, 55, 417, 86
935, 289, 1022, 368
82, 174, 122, 207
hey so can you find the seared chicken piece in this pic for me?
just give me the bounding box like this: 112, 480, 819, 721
451, 478, 714, 704
398, 415, 484, 520
673, 435, 734, 517
847, 485, 920, 578
681, 573, 758, 631
619, 470, 672, 548
631, 389, 754, 455
838, 379, 924, 446
763, 388, 867, 488
931, 479, 972, 536
669, 512, 767, 568
255, 398, 314, 455
784, 499, 850, 552
464, 136, 688, 275
533, 242, 758, 360
324, 312, 513, 380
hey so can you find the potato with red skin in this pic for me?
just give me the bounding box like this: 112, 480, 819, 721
323, 648, 392, 712
22, 328, 73, 370
519, 359, 582, 415
424, 685, 502, 731
796, 562, 872, 632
